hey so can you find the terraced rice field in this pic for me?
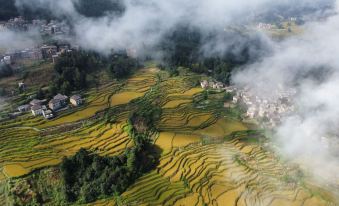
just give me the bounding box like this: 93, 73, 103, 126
94, 139, 334, 206
0, 68, 336, 205
0, 69, 158, 179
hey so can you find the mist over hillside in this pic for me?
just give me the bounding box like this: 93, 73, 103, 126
4, 0, 333, 55
1, 0, 339, 194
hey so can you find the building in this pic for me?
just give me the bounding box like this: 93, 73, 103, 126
3, 56, 11, 65
49, 94, 68, 111
42, 110, 54, 119
31, 105, 43, 116
232, 96, 238, 104
52, 54, 59, 63
70, 95, 83, 106
212, 82, 224, 90
40, 45, 57, 59
54, 94, 68, 105
200, 80, 208, 89
48, 99, 62, 111
257, 23, 273, 30
247, 107, 256, 119
18, 82, 25, 90
17, 104, 31, 112
29, 99, 45, 106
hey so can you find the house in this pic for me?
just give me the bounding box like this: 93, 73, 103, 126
18, 104, 31, 112
18, 82, 25, 90
42, 110, 54, 119
232, 96, 238, 104
29, 99, 45, 106
52, 54, 58, 63
212, 82, 224, 90
31, 105, 43, 116
3, 56, 11, 65
247, 107, 256, 119
54, 94, 68, 105
70, 95, 83, 106
49, 94, 68, 111
200, 80, 208, 89
48, 99, 62, 111
40, 45, 57, 59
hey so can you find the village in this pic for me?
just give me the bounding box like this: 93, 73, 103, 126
0, 16, 75, 66
0, 16, 69, 34
200, 80, 296, 128
16, 93, 83, 120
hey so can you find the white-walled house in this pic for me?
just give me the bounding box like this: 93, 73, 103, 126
70, 95, 83, 106
31, 105, 43, 116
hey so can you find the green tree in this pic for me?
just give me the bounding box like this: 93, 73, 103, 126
109, 54, 137, 79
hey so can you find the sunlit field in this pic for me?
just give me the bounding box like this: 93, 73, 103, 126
0, 68, 335, 205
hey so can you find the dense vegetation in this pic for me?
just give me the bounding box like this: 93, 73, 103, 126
159, 26, 269, 84
0, 0, 18, 20
108, 52, 139, 79
0, 63, 13, 79
49, 50, 105, 95
59, 96, 162, 203
60, 144, 159, 203
74, 0, 125, 18
0, 0, 125, 21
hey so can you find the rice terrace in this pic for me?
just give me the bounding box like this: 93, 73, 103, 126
0, 67, 336, 205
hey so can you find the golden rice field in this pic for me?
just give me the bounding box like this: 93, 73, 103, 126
0, 68, 336, 205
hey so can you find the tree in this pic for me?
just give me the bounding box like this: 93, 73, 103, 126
60, 81, 71, 95
0, 63, 13, 79
74, 0, 125, 18
50, 50, 103, 95
223, 92, 234, 101
109, 54, 137, 79
36, 87, 45, 99
0, 0, 19, 20
126, 149, 137, 172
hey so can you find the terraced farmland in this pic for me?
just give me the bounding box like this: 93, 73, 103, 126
0, 69, 158, 179
115, 140, 333, 206
0, 68, 336, 205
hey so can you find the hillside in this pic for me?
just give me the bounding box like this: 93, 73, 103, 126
0, 67, 336, 206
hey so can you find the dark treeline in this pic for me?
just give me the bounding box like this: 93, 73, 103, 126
60, 143, 158, 203
0, 0, 55, 21
0, 0, 18, 20
74, 0, 125, 18
49, 50, 105, 96
0, 63, 13, 79
159, 25, 269, 84
108, 51, 139, 79
0, 0, 125, 21
49, 49, 138, 96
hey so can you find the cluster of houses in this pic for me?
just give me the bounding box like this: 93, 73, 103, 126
1, 48, 42, 65
200, 80, 296, 128
0, 16, 69, 35
1, 43, 75, 65
0, 56, 12, 65
17, 94, 83, 119
200, 80, 225, 90
40, 20, 70, 36
0, 16, 29, 31
256, 23, 274, 30
233, 87, 296, 128
0, 17, 74, 64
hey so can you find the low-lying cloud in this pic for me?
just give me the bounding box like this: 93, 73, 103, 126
13, 0, 335, 55
233, 2, 339, 184
0, 29, 41, 50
